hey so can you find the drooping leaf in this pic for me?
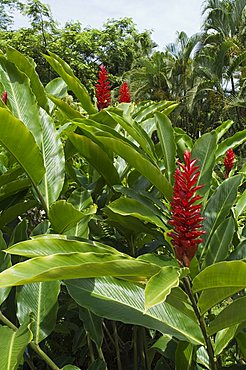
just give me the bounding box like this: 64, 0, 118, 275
144, 266, 180, 310
0, 108, 45, 187
215, 120, 234, 142
44, 52, 97, 114
6, 47, 49, 112
0, 252, 162, 288
214, 324, 239, 356
0, 55, 43, 145
16, 281, 60, 344
216, 130, 246, 158
0, 200, 37, 228
155, 112, 176, 184
66, 277, 204, 344
0, 321, 32, 370
175, 341, 194, 370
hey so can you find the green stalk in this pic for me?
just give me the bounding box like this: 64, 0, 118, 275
133, 326, 138, 370
183, 277, 218, 370
0, 311, 61, 370
112, 322, 122, 370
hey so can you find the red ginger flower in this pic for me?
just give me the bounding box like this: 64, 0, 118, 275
1, 91, 7, 105
95, 65, 111, 110
224, 148, 235, 178
168, 151, 205, 267
119, 82, 131, 103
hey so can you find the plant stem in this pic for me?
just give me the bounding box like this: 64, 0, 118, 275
87, 334, 95, 363
0, 311, 61, 370
112, 322, 122, 370
182, 278, 218, 370
133, 326, 138, 370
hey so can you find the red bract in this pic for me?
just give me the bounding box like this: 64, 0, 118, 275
168, 151, 205, 267
224, 148, 235, 178
119, 82, 131, 103
95, 65, 111, 110
1, 91, 7, 104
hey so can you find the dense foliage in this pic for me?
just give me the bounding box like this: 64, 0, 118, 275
0, 1, 245, 369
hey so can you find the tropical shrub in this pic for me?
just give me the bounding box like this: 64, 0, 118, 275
0, 48, 245, 369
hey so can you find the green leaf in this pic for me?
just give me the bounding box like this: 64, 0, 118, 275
62, 366, 81, 370
208, 296, 246, 335
5, 235, 121, 257
107, 197, 167, 230
228, 239, 246, 260
145, 266, 180, 310
0, 252, 161, 288
234, 188, 246, 218
216, 130, 246, 158
44, 52, 97, 114
16, 281, 60, 344
155, 112, 176, 184
79, 307, 103, 347
203, 175, 242, 248
0, 321, 32, 370
38, 109, 65, 208
48, 94, 82, 119
0, 55, 43, 145
215, 120, 234, 142
0, 108, 45, 186
6, 47, 49, 113
214, 324, 239, 355
94, 134, 172, 199
193, 261, 246, 313
203, 217, 235, 268
0, 178, 31, 200
49, 200, 97, 234
236, 332, 246, 358
175, 341, 194, 370
66, 277, 203, 344
69, 133, 121, 187
45, 77, 67, 113
191, 131, 217, 195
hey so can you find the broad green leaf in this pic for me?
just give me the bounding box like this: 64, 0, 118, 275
6, 47, 49, 112
38, 109, 65, 208
155, 112, 176, 184
236, 332, 246, 358
0, 252, 162, 288
16, 281, 60, 344
0, 55, 42, 145
95, 134, 172, 199
215, 120, 234, 142
107, 197, 167, 230
203, 217, 235, 267
66, 277, 204, 344
45, 77, 67, 113
145, 267, 180, 310
175, 341, 194, 370
0, 321, 32, 370
203, 175, 242, 247
62, 366, 81, 370
214, 324, 239, 355
0, 167, 24, 187
69, 133, 121, 187
88, 359, 106, 370
44, 52, 97, 114
216, 130, 246, 158
191, 131, 217, 195
0, 200, 37, 228
150, 334, 173, 353
133, 101, 175, 123
49, 200, 97, 234
208, 296, 246, 335
0, 108, 45, 186
5, 236, 121, 257
0, 231, 11, 305
193, 261, 246, 293
79, 307, 103, 347
196, 346, 209, 369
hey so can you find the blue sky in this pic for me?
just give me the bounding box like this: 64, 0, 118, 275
14, 0, 205, 49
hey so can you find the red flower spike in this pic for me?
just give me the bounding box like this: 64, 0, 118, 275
1, 91, 7, 105
168, 151, 205, 267
119, 82, 131, 103
224, 148, 235, 178
95, 65, 111, 110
